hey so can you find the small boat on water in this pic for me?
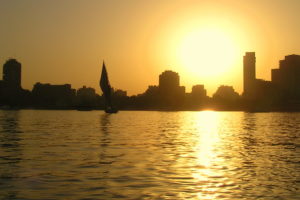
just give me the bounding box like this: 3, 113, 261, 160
99, 61, 118, 114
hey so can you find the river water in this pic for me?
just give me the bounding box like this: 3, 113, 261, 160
0, 110, 299, 199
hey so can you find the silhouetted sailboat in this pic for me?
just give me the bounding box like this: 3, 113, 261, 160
100, 61, 118, 113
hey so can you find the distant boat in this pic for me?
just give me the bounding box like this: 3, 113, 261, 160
100, 61, 118, 113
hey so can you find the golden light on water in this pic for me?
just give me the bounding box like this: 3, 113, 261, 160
194, 111, 220, 167
1, 110, 298, 198
192, 111, 222, 200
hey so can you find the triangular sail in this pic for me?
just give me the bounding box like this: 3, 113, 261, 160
100, 61, 112, 108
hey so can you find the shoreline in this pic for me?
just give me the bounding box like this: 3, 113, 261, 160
1, 107, 300, 113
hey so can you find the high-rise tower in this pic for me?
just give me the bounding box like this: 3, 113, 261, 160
243, 52, 256, 98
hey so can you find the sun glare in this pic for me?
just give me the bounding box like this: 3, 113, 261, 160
178, 27, 239, 78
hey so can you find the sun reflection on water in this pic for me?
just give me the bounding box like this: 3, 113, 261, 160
189, 111, 223, 199
195, 111, 220, 167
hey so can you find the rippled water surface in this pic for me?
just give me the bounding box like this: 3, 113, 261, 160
0, 110, 299, 199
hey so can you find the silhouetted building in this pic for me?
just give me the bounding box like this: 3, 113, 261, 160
77, 86, 96, 97
213, 85, 239, 101
191, 85, 207, 98
0, 81, 4, 91
130, 70, 186, 110
159, 70, 180, 90
242, 52, 274, 103
3, 59, 22, 89
212, 85, 240, 110
145, 85, 159, 96
134, 85, 160, 109
111, 89, 128, 109
32, 82, 76, 107
159, 70, 185, 94
243, 52, 256, 98
76, 86, 98, 108
158, 70, 185, 108
255, 79, 275, 99
184, 84, 208, 110
113, 89, 127, 97
0, 59, 31, 107
0, 80, 5, 105
272, 54, 300, 99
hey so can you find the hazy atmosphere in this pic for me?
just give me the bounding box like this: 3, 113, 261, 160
1, 1, 300, 199
1, 0, 300, 95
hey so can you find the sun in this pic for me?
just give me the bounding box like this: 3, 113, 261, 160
178, 27, 239, 78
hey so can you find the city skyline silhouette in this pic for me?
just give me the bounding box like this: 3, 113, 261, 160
1, 52, 300, 111
1, 0, 300, 96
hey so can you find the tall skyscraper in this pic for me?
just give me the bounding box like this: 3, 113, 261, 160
3, 59, 22, 88
243, 52, 256, 98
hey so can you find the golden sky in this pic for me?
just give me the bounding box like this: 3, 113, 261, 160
0, 0, 299, 95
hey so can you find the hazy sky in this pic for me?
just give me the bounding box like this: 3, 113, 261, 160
0, 0, 299, 95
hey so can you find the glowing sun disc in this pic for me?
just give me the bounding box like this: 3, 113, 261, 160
178, 27, 238, 78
